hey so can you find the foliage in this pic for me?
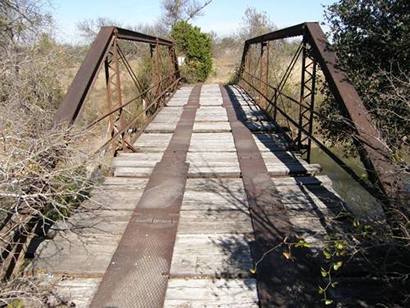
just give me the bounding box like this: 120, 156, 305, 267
0, 1, 97, 304
161, 0, 213, 29
0, 0, 52, 44
317, 212, 410, 306
319, 0, 410, 156
171, 20, 212, 82
238, 7, 276, 40
313, 2, 410, 304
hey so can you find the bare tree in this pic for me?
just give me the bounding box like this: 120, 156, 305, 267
161, 0, 213, 29
77, 17, 120, 42
238, 7, 276, 40
0, 1, 99, 305
0, 0, 52, 46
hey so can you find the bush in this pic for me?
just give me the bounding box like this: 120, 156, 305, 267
319, 0, 410, 156
171, 20, 212, 82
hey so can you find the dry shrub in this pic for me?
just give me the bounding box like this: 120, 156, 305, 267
0, 1, 100, 304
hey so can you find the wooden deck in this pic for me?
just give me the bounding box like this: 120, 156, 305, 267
33, 84, 348, 307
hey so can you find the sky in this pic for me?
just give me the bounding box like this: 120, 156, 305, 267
50, 0, 335, 44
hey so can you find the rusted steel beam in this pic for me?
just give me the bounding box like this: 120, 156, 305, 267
115, 27, 173, 46
239, 22, 400, 199
297, 41, 317, 162
304, 22, 397, 196
236, 80, 379, 197
86, 75, 177, 130
53, 26, 175, 125
96, 77, 181, 153
54, 27, 114, 125
168, 46, 180, 81
245, 23, 305, 45
259, 42, 269, 108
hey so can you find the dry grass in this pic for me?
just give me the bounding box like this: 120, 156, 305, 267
206, 48, 240, 84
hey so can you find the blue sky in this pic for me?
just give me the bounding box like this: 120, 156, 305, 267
51, 0, 335, 43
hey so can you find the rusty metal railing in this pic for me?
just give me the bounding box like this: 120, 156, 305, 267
237, 22, 401, 201
54, 26, 181, 153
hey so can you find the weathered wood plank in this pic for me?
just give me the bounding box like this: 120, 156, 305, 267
182, 178, 249, 211
133, 133, 173, 152
34, 233, 123, 275
170, 234, 254, 277
54, 277, 100, 308
178, 210, 253, 234
113, 167, 153, 177
270, 175, 333, 186
164, 278, 258, 307
193, 121, 231, 132
190, 133, 236, 152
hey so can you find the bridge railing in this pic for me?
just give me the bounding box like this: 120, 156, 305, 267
237, 22, 401, 201
54, 26, 181, 154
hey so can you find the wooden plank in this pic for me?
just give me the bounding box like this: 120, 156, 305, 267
189, 133, 236, 152
35, 173, 148, 276
112, 157, 158, 167
188, 167, 240, 178
34, 233, 123, 275
133, 133, 173, 152
54, 277, 100, 308
266, 163, 322, 176
195, 107, 228, 122
113, 152, 162, 162
144, 122, 177, 133
182, 178, 248, 211
244, 121, 276, 132
150, 113, 182, 123
186, 152, 240, 177
193, 121, 231, 132
164, 278, 258, 307
177, 210, 253, 234
182, 191, 248, 211
253, 133, 290, 151
102, 177, 149, 188
170, 234, 254, 277
113, 167, 153, 177
270, 175, 333, 186
187, 151, 239, 162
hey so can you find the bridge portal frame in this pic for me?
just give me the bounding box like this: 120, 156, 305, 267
238, 22, 401, 203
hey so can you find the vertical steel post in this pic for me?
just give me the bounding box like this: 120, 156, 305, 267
104, 57, 114, 137
297, 40, 317, 162
155, 41, 164, 107
104, 34, 125, 152
245, 46, 251, 92
306, 61, 317, 162
150, 42, 162, 111
259, 41, 269, 108
113, 36, 125, 132
239, 44, 249, 89
167, 46, 176, 86
297, 40, 307, 150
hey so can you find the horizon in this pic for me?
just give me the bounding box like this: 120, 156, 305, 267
51, 0, 334, 44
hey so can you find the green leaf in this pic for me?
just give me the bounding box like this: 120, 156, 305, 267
320, 267, 328, 277
295, 239, 311, 248
333, 261, 343, 271
335, 241, 345, 251
323, 250, 332, 259
325, 299, 333, 305
318, 286, 325, 294
7, 300, 24, 308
